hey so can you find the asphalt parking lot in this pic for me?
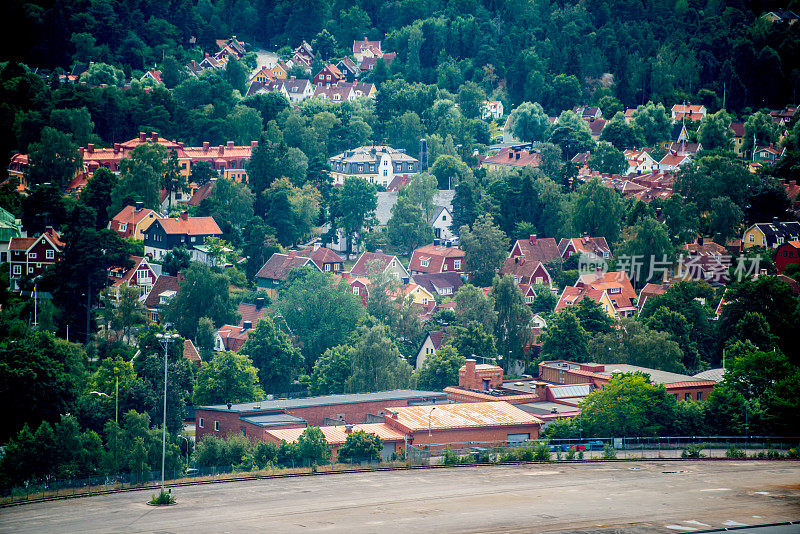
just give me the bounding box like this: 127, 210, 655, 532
1, 460, 799, 533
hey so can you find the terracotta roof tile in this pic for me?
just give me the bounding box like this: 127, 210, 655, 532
255, 253, 315, 281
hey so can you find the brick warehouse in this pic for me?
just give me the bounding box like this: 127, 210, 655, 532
195, 390, 449, 441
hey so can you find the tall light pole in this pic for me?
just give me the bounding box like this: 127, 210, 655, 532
428, 406, 436, 451
156, 332, 179, 493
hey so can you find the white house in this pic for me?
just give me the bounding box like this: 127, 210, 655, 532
415, 331, 447, 369
482, 100, 504, 120
431, 206, 455, 241
623, 149, 657, 176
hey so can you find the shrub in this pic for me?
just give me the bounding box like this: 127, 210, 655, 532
577, 450, 584, 460
519, 447, 535, 461
766, 449, 782, 459
533, 441, 551, 461
788, 448, 798, 459
602, 444, 617, 459
725, 446, 746, 459
149, 490, 175, 505
566, 448, 576, 460
443, 448, 460, 465
681, 444, 706, 458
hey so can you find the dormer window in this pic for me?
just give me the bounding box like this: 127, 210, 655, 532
420, 258, 430, 267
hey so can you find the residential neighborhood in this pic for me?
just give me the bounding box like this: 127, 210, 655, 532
1, 1, 800, 529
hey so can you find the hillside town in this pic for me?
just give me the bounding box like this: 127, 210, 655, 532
1, 0, 800, 526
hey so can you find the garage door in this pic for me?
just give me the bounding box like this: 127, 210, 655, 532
507, 433, 530, 445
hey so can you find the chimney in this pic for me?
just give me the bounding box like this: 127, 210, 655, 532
433, 238, 441, 246
218, 145, 224, 153
287, 250, 298, 258
180, 211, 188, 220
251, 140, 258, 148
45, 225, 55, 235
78, 147, 84, 156
135, 201, 143, 211
255, 297, 265, 308
515, 257, 519, 264
113, 143, 120, 153
445, 240, 452, 247
773, 216, 780, 225
227, 141, 234, 148
376, 249, 383, 254
178, 141, 184, 148
344, 424, 354, 434
290, 76, 295, 81
203, 141, 209, 151
529, 234, 537, 245
139, 132, 146, 142
151, 132, 158, 142
313, 242, 321, 251
698, 236, 704, 246
242, 320, 252, 331
227, 403, 232, 410
87, 143, 94, 153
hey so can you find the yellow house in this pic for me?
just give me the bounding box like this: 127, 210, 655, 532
249, 66, 275, 84
269, 61, 289, 79
396, 283, 435, 307
743, 221, 800, 249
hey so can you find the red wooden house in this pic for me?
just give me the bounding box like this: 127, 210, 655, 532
8, 227, 63, 290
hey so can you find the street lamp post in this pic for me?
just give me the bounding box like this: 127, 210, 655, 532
156, 332, 179, 493
427, 406, 436, 452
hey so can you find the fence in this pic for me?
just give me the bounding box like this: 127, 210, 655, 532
406, 435, 800, 463
2, 436, 798, 506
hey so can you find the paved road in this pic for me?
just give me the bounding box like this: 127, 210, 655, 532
2, 461, 799, 533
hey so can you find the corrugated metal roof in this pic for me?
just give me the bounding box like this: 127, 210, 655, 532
266, 423, 406, 444
386, 401, 542, 431
516, 402, 580, 416
200, 390, 448, 412
549, 384, 592, 398
596, 364, 696, 385
692, 368, 726, 382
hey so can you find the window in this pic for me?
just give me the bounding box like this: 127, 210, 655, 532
325, 264, 330, 271
535, 277, 543, 285
334, 264, 340, 271
199, 418, 204, 428
748, 234, 755, 243
454, 260, 461, 270
420, 258, 430, 267
609, 287, 621, 294
422, 297, 428, 305
697, 392, 703, 401
525, 295, 534, 304
29, 252, 36, 259
13, 265, 21, 275
46, 250, 54, 259
442, 215, 447, 221
685, 392, 691, 400
241, 426, 247, 436
28, 267, 34, 274
353, 286, 360, 295
214, 421, 220, 431
151, 312, 158, 321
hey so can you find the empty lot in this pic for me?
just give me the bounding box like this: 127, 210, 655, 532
2, 461, 799, 533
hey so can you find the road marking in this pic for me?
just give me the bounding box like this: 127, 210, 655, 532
700, 488, 730, 491
665, 525, 697, 531
723, 520, 747, 526
684, 520, 711, 527
754, 516, 763, 518
754, 491, 770, 495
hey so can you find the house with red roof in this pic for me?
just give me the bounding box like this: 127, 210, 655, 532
143, 212, 222, 263
106, 255, 159, 301
291, 40, 314, 69
753, 144, 786, 162
556, 270, 637, 318
775, 240, 800, 273
482, 100, 504, 120
297, 243, 345, 273
214, 298, 272, 352
671, 104, 707, 122
350, 250, 409, 280
140, 69, 162, 85
509, 234, 561, 265
584, 117, 607, 139
637, 281, 669, 313
142, 274, 179, 323
623, 148, 657, 176
255, 252, 319, 294
408, 243, 465, 275
573, 106, 603, 120
314, 64, 344, 87
353, 38, 383, 62
481, 147, 540, 172
411, 272, 464, 298
657, 152, 691, 172
500, 256, 552, 287
558, 235, 611, 262
313, 84, 355, 102
108, 203, 161, 240
359, 53, 396, 72
183, 339, 202, 368
8, 226, 63, 291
